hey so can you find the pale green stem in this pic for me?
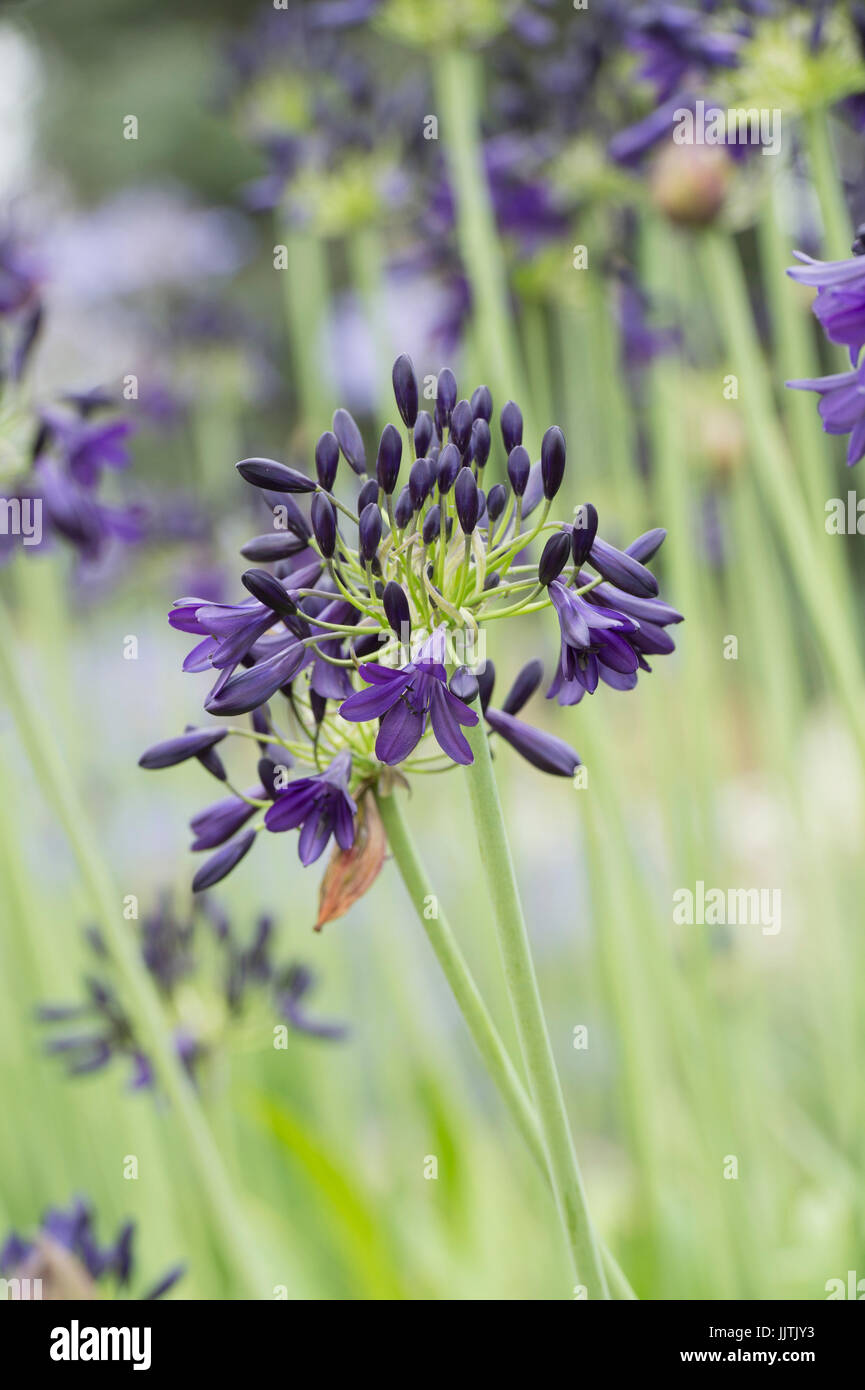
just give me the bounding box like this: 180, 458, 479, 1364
0, 598, 269, 1297
699, 231, 865, 770
375, 784, 633, 1299
462, 709, 610, 1298
434, 49, 530, 442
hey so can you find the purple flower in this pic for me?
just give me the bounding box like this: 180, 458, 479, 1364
264, 751, 357, 864
275, 964, 348, 1040
625, 5, 741, 103
787, 359, 865, 466
41, 410, 134, 486
339, 626, 479, 765
787, 251, 865, 358
547, 580, 642, 704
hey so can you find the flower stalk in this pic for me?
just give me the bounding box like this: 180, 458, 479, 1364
462, 704, 610, 1298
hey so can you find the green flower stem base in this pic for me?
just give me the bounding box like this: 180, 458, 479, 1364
376, 784, 633, 1299
462, 711, 610, 1299
0, 596, 268, 1298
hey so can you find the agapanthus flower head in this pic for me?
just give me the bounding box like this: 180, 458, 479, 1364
1, 1198, 184, 1301
142, 354, 680, 893
37, 896, 345, 1093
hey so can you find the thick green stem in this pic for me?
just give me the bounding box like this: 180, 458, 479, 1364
462, 710, 610, 1298
375, 784, 634, 1299
0, 598, 268, 1297
803, 108, 850, 262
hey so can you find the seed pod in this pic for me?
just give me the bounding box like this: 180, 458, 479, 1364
383, 580, 411, 638
311, 492, 337, 558
436, 368, 457, 428
471, 384, 492, 421
486, 482, 507, 523
450, 399, 473, 454
358, 502, 382, 563
571, 503, 599, 565
236, 458, 316, 493
541, 426, 566, 500
539, 530, 572, 586
507, 445, 531, 497
241, 569, 298, 620
392, 353, 419, 428
315, 431, 339, 491
470, 417, 491, 469
394, 484, 414, 528
332, 407, 367, 475
454, 467, 479, 534
500, 400, 523, 454
437, 442, 461, 494
409, 457, 433, 509
414, 411, 434, 456
422, 504, 442, 545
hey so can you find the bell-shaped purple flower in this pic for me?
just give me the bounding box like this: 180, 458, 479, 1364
264, 751, 357, 864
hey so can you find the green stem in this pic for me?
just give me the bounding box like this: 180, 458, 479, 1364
375, 784, 634, 1299
803, 107, 850, 261
699, 231, 865, 769
462, 710, 610, 1298
0, 598, 268, 1297
434, 49, 529, 440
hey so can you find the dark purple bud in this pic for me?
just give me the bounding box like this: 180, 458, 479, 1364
507, 445, 531, 497
240, 532, 309, 562
450, 399, 473, 454
358, 502, 382, 562
237, 458, 317, 493
589, 536, 659, 597
383, 580, 410, 637
332, 407, 367, 475
311, 493, 337, 558
139, 726, 227, 770
449, 666, 479, 703
471, 384, 492, 421
422, 504, 442, 545
500, 400, 523, 453
626, 528, 666, 563
376, 423, 402, 494
437, 442, 461, 494
486, 483, 507, 523
539, 530, 572, 586
454, 467, 479, 534
261, 492, 311, 540
241, 569, 298, 621
394, 484, 414, 528
436, 368, 457, 427
352, 631, 382, 658
192, 831, 256, 892
315, 432, 340, 490
470, 417, 491, 469
409, 457, 433, 508
358, 478, 379, 512
571, 503, 599, 565
486, 707, 580, 778
502, 660, 544, 715
541, 426, 566, 500
190, 792, 259, 848
309, 689, 327, 724
257, 754, 292, 800
476, 660, 495, 712
196, 743, 227, 782
392, 353, 419, 428
414, 411, 434, 456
